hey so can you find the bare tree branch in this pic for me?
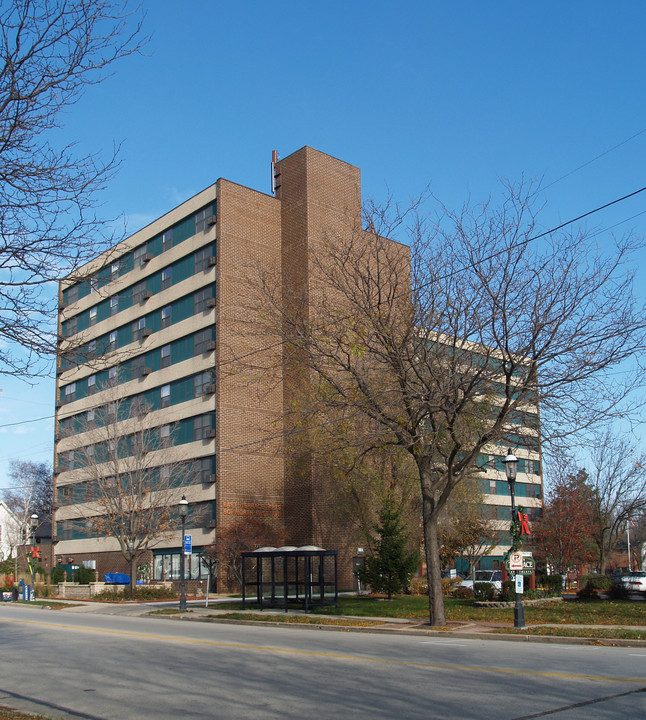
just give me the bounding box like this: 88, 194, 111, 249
0, 0, 146, 377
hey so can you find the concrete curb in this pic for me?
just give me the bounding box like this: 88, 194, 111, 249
150, 612, 646, 648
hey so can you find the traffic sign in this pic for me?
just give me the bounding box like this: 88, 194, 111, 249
183, 534, 192, 555
505, 552, 535, 574
508, 551, 523, 571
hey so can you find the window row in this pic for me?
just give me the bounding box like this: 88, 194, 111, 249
479, 478, 542, 499
57, 501, 215, 542
56, 413, 216, 472
62, 204, 216, 306
59, 369, 215, 436
60, 327, 214, 402
59, 286, 216, 374
476, 454, 541, 475
61, 242, 216, 338
153, 551, 210, 581
57, 457, 215, 506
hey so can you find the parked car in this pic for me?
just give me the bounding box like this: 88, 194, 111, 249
618, 571, 646, 593
460, 570, 503, 592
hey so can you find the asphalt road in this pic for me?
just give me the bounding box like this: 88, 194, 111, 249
1, 604, 645, 720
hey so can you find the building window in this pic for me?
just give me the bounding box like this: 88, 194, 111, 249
108, 331, 117, 352
61, 450, 74, 471
194, 372, 213, 398
59, 486, 74, 505
134, 244, 148, 268
160, 344, 171, 368
88, 340, 97, 356
194, 414, 213, 441
107, 402, 117, 418
161, 305, 171, 329
87, 374, 97, 394
87, 408, 95, 424
194, 287, 212, 313
111, 262, 120, 281
160, 384, 171, 409
193, 329, 213, 355
161, 267, 172, 290
89, 307, 97, 326
64, 383, 76, 403
131, 356, 146, 379
90, 275, 98, 293
58, 417, 73, 437
110, 296, 119, 316
160, 425, 171, 447
162, 229, 173, 252
133, 317, 146, 341
154, 551, 208, 581
132, 282, 147, 304
64, 317, 78, 337
193, 457, 213, 483
108, 366, 118, 384
195, 208, 213, 234
66, 284, 79, 304
194, 246, 213, 273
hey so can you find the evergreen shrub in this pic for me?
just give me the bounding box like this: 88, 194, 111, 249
473, 582, 495, 602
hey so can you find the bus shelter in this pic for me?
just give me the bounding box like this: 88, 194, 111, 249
241, 546, 338, 613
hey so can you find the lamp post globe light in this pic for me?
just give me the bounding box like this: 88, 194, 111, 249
29, 514, 38, 600
179, 495, 188, 612
503, 449, 526, 629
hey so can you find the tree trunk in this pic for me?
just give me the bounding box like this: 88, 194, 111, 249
422, 499, 446, 626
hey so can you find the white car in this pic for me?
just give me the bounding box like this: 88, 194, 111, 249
460, 570, 503, 592
619, 571, 646, 593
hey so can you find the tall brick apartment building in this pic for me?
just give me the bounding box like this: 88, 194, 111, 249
53, 147, 542, 589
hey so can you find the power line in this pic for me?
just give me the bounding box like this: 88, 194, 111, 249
539, 126, 646, 194
6, 183, 646, 447
0, 415, 53, 429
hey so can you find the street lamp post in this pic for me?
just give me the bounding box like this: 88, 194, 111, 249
128, 539, 135, 601
504, 449, 526, 630
29, 514, 38, 600
179, 495, 188, 612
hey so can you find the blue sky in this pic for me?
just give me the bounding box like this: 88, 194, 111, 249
2, 1, 646, 490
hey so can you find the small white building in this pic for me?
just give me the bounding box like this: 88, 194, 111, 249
0, 500, 22, 562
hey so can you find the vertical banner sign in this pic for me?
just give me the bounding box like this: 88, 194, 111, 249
184, 534, 192, 555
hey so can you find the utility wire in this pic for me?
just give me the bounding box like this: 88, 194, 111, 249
539, 126, 646, 194
4, 183, 646, 452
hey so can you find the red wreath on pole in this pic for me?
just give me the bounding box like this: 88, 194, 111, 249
30, 545, 41, 560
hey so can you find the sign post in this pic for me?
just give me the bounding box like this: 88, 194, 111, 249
183, 534, 192, 555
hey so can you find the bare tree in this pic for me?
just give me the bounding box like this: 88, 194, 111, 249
583, 430, 646, 573
67, 395, 189, 598
1, 460, 51, 575
250, 182, 646, 626
0, 0, 145, 377
2, 460, 53, 521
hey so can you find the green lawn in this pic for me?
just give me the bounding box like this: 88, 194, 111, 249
211, 612, 381, 626
216, 595, 646, 626
9, 600, 81, 609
